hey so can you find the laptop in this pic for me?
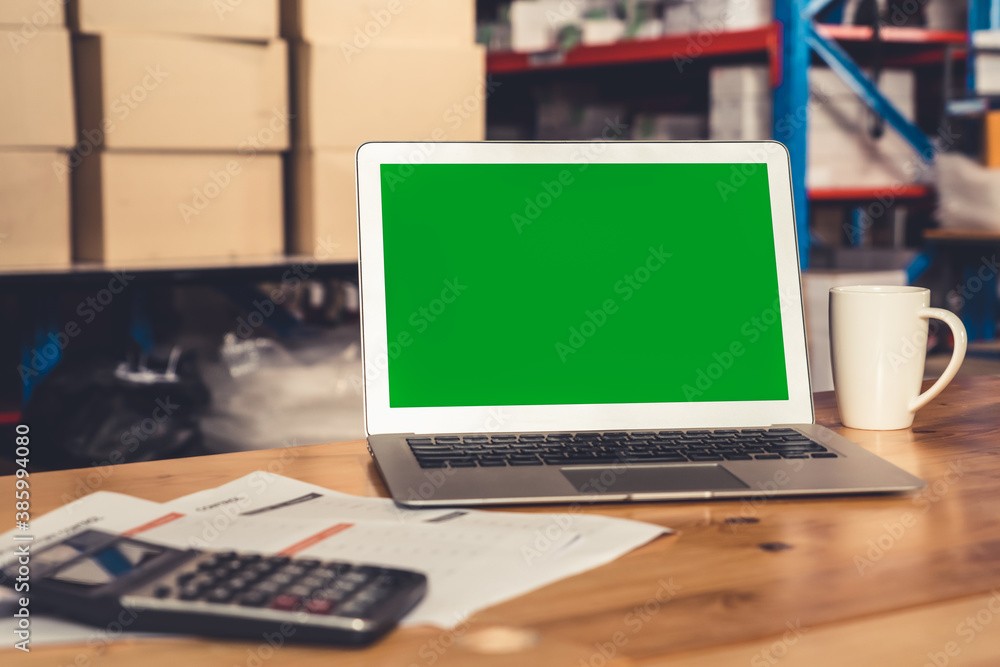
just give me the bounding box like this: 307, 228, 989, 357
355, 141, 925, 506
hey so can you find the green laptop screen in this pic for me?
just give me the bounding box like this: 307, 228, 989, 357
379, 162, 788, 408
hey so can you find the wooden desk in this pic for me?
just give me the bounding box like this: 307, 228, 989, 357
4, 376, 1000, 666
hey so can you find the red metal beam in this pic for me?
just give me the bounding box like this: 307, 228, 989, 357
487, 25, 779, 74
808, 184, 932, 201
815, 24, 967, 45
487, 24, 966, 75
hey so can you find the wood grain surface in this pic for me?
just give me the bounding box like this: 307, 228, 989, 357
3, 376, 999, 666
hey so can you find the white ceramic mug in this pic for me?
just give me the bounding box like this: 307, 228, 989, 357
829, 285, 967, 430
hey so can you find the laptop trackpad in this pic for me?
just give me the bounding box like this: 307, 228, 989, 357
561, 465, 749, 494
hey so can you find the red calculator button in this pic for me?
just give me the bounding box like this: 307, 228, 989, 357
269, 594, 300, 611
303, 599, 334, 615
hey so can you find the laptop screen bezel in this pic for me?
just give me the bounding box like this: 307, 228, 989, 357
356, 141, 813, 435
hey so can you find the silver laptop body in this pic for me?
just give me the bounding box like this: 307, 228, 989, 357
355, 141, 925, 506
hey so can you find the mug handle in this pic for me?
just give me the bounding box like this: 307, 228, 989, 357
908, 308, 968, 413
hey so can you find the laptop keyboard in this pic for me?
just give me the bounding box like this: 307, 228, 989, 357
406, 429, 839, 469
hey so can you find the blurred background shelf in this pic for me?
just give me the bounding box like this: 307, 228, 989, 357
0, 256, 357, 287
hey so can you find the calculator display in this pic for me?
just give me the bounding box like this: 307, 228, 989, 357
48, 541, 165, 587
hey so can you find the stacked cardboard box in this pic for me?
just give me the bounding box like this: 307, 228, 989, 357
708, 65, 772, 141
282, 0, 485, 261
709, 64, 924, 188
0, 9, 75, 268
68, 0, 287, 263
631, 114, 705, 140
663, 0, 771, 35
808, 68, 922, 188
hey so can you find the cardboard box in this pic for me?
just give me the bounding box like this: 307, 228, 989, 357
69, 0, 279, 40
282, 0, 475, 47
74, 152, 283, 263
0, 28, 75, 148
0, 151, 71, 267
807, 68, 920, 187
984, 111, 1000, 168
290, 150, 358, 261
74, 34, 289, 151
294, 43, 485, 150
0, 0, 64, 27
632, 114, 706, 140
709, 65, 771, 140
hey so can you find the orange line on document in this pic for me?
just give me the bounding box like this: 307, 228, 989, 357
278, 523, 353, 556
122, 512, 185, 536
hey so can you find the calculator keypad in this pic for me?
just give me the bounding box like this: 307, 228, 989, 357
158, 553, 404, 620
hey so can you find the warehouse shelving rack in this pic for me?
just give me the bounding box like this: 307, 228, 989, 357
483, 4, 968, 270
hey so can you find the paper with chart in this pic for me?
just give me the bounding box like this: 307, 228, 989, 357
0, 472, 670, 640
162, 472, 671, 627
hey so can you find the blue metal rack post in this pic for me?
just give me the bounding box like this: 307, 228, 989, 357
773, 0, 812, 270
774, 0, 940, 271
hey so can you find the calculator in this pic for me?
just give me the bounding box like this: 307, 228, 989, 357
4, 530, 427, 645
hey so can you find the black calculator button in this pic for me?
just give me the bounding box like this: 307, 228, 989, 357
175, 571, 197, 586
227, 577, 252, 590
343, 567, 376, 583
312, 589, 342, 602
205, 587, 236, 604
297, 559, 321, 569
178, 586, 202, 600
299, 575, 326, 588
312, 567, 339, 579
210, 567, 231, 580
281, 564, 308, 577
269, 572, 296, 586
153, 585, 172, 599
238, 590, 271, 607
265, 556, 291, 567
287, 584, 313, 598
253, 581, 282, 595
